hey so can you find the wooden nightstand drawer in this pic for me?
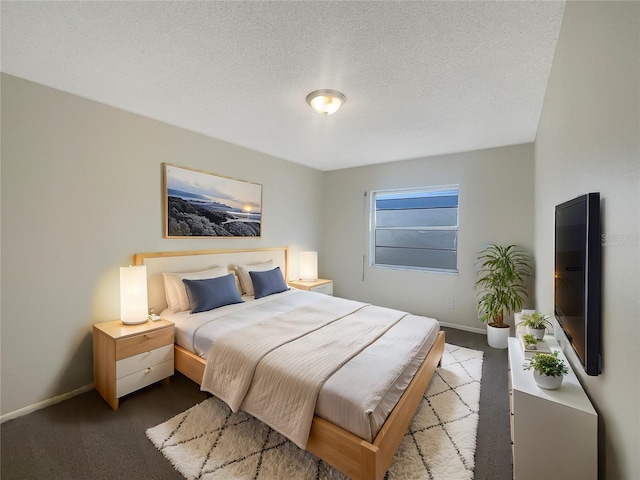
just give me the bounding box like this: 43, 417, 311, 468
94, 319, 175, 410
116, 359, 174, 398
116, 344, 174, 378
116, 327, 173, 360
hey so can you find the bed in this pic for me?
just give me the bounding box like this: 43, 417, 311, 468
134, 247, 445, 480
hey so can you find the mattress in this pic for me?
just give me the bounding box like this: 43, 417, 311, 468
162, 289, 440, 442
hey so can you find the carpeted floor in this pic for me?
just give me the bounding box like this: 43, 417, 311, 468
0, 327, 512, 480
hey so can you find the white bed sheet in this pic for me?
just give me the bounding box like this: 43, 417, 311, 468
162, 289, 440, 442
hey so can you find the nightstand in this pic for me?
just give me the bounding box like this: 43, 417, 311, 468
288, 279, 333, 296
93, 319, 174, 410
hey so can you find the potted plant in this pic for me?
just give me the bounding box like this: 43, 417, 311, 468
475, 244, 532, 348
522, 333, 538, 349
524, 351, 569, 389
518, 311, 553, 340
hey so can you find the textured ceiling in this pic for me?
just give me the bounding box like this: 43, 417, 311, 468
1, 1, 565, 171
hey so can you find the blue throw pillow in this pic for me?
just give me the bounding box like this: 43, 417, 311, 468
182, 274, 243, 313
249, 267, 289, 299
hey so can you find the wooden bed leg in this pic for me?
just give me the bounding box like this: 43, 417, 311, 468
360, 440, 384, 480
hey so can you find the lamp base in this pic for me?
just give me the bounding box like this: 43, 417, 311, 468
300, 278, 318, 283
121, 318, 148, 325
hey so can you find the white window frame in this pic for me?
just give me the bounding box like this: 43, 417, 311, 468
369, 185, 459, 274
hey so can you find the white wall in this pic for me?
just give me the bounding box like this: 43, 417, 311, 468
534, 2, 639, 478
322, 144, 535, 332
0, 74, 324, 416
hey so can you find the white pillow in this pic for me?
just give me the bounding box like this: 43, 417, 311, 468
235, 260, 274, 296
231, 271, 242, 296
163, 274, 176, 309
163, 266, 229, 312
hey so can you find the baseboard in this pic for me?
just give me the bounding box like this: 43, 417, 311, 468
439, 321, 486, 335
1, 383, 94, 424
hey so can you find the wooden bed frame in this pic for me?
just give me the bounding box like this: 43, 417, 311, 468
134, 247, 445, 480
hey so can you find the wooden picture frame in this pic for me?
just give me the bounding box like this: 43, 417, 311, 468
164, 163, 262, 238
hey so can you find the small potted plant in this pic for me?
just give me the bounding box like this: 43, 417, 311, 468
518, 311, 553, 340
524, 351, 569, 389
522, 333, 538, 350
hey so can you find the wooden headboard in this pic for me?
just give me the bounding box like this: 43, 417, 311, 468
134, 247, 288, 313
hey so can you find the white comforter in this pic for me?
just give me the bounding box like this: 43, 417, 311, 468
164, 289, 440, 445
201, 296, 408, 448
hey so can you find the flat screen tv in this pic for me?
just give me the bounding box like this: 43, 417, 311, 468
554, 192, 602, 375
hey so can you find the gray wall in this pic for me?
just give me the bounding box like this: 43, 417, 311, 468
321, 144, 535, 332
1, 74, 324, 415
534, 2, 639, 478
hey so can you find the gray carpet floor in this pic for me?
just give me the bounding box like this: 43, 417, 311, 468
0, 327, 512, 480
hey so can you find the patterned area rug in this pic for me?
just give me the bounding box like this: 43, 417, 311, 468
147, 343, 483, 480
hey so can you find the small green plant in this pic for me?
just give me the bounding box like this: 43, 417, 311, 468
524, 351, 569, 377
522, 333, 538, 346
518, 312, 553, 330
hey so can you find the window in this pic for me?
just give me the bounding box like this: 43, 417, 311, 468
370, 186, 459, 273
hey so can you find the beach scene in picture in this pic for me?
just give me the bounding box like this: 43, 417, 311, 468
165, 164, 262, 237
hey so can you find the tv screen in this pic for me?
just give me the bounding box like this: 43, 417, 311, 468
554, 193, 601, 376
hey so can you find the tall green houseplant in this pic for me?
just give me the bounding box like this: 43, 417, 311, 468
475, 244, 532, 328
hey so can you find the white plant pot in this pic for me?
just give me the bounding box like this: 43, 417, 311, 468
487, 323, 510, 349
533, 370, 564, 390
527, 327, 546, 340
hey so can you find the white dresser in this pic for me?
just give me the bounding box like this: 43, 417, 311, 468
508, 336, 597, 480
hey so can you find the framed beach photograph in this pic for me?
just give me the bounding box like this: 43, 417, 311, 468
164, 163, 262, 238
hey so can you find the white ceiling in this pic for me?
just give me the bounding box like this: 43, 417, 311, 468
1, 1, 565, 171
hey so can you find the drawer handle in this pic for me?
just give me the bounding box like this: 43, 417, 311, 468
145, 367, 153, 373
144, 351, 152, 356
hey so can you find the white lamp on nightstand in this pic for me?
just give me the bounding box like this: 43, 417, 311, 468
120, 265, 149, 325
300, 251, 318, 282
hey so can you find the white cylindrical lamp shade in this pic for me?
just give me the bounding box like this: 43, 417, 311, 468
120, 265, 149, 325
300, 251, 318, 282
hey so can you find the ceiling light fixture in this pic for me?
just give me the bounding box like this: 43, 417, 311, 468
306, 89, 346, 115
